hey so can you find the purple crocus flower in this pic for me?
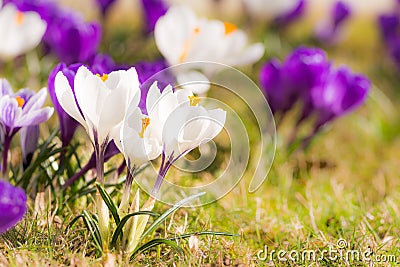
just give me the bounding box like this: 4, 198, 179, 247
45, 11, 101, 64
259, 46, 370, 148
0, 180, 26, 234
260, 47, 330, 119
0, 79, 54, 176
96, 0, 117, 16
311, 66, 370, 128
378, 14, 400, 44
315, 1, 351, 44
273, 0, 305, 28
140, 0, 168, 32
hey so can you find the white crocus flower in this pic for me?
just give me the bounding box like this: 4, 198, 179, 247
116, 81, 190, 170
55, 66, 141, 157
161, 95, 226, 162
55, 65, 141, 249
118, 106, 162, 171
155, 6, 264, 94
0, 4, 46, 60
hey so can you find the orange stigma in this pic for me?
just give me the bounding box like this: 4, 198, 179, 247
178, 26, 201, 62
139, 117, 150, 138
16, 96, 25, 108
15, 11, 24, 25
96, 73, 109, 82
188, 95, 200, 106
224, 22, 237, 35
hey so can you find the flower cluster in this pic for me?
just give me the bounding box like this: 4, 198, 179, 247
259, 47, 370, 148
54, 65, 226, 251
3, 0, 101, 64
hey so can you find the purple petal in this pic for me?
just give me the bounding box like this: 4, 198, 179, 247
0, 180, 27, 234
273, 0, 305, 28
0, 96, 20, 128
141, 0, 169, 32
15, 107, 53, 127
0, 79, 13, 98
20, 125, 39, 168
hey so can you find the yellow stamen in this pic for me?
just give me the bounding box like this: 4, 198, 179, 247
96, 73, 109, 82
16, 96, 25, 108
188, 95, 200, 106
224, 22, 237, 35
139, 117, 150, 138
178, 26, 201, 63
15, 11, 24, 25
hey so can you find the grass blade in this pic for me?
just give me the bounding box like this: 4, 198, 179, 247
167, 231, 239, 240
82, 210, 103, 253
140, 192, 206, 241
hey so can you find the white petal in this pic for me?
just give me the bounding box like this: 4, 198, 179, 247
177, 71, 210, 94
75, 66, 108, 130
54, 72, 86, 128
155, 6, 198, 65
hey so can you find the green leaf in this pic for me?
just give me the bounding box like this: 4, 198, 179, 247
96, 182, 120, 225
110, 211, 159, 248
81, 210, 103, 253
65, 214, 84, 233
130, 238, 184, 260
140, 192, 205, 241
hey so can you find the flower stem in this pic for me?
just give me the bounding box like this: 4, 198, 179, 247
2, 136, 11, 179
94, 144, 109, 252
151, 155, 173, 196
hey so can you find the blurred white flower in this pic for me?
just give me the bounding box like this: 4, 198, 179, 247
155, 5, 264, 93
0, 4, 46, 60
242, 0, 299, 19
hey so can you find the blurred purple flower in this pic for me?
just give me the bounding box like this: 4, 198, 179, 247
135, 59, 175, 114
260, 47, 330, 118
311, 66, 370, 128
273, 0, 305, 28
315, 1, 351, 44
0, 79, 53, 175
140, 0, 168, 32
45, 11, 101, 64
96, 0, 117, 16
0, 180, 26, 234
259, 46, 369, 148
378, 14, 400, 44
